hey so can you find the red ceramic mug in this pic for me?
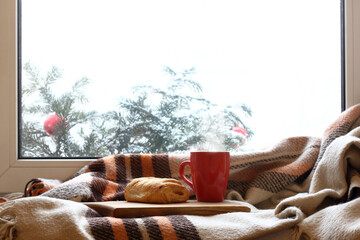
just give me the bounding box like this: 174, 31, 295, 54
179, 152, 230, 202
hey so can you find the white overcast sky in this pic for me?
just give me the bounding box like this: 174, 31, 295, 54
22, 0, 341, 149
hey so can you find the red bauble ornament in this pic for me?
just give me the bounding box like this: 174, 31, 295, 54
44, 114, 63, 136
232, 126, 248, 139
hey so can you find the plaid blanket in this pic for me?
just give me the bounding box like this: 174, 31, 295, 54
24, 139, 323, 206
2, 104, 360, 240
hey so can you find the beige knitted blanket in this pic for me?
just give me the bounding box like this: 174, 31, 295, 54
1, 104, 360, 240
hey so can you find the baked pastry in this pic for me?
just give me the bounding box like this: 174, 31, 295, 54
125, 177, 189, 203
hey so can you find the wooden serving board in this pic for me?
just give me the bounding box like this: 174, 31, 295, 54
84, 200, 251, 218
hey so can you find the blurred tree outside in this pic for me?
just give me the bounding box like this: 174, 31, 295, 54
20, 63, 253, 158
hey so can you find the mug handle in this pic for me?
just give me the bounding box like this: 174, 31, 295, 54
179, 161, 194, 190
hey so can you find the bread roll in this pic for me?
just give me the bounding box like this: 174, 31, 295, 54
125, 177, 189, 203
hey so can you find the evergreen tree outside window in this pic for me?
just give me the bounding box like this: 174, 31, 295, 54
19, 0, 341, 158
21, 63, 253, 157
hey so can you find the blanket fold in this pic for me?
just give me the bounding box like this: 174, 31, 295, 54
2, 104, 360, 240
275, 126, 360, 217
0, 197, 94, 240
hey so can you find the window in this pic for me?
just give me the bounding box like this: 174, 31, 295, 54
20, 0, 342, 158
1, 0, 360, 192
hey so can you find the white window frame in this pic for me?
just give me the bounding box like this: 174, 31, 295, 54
0, 0, 359, 193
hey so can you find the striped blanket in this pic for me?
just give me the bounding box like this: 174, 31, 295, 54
2, 104, 360, 240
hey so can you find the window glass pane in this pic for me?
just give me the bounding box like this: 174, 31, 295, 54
20, 0, 341, 158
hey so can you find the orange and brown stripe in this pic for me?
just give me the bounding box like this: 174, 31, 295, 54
153, 216, 178, 240
250, 171, 299, 193
269, 156, 315, 176
90, 177, 109, 202
270, 144, 319, 176
152, 154, 172, 178
129, 154, 172, 179
121, 218, 143, 240
87, 216, 115, 240
114, 155, 126, 183
102, 181, 119, 201
130, 154, 143, 179
167, 215, 201, 240
24, 179, 59, 197
315, 105, 360, 170
141, 154, 155, 177
107, 217, 129, 240
323, 104, 360, 139
87, 215, 201, 240
103, 156, 117, 182
88, 158, 107, 179
143, 216, 163, 240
